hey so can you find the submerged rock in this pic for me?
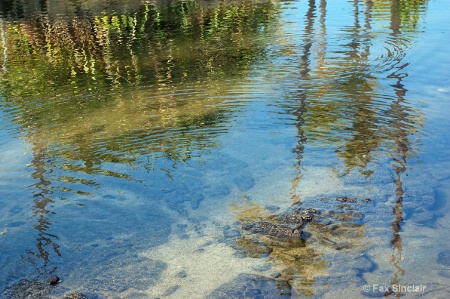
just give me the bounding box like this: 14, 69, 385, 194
336, 197, 357, 203
233, 174, 255, 192
1, 277, 94, 299
437, 250, 450, 266
235, 238, 273, 258
47, 275, 60, 285
62, 292, 89, 299
207, 273, 294, 299
2, 279, 52, 299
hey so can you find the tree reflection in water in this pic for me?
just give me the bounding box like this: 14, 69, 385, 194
0, 0, 432, 297
385, 1, 420, 297
233, 0, 428, 297
0, 0, 282, 292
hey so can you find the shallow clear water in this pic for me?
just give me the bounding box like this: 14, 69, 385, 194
0, 0, 449, 298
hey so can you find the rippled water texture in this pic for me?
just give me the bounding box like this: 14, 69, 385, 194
0, 0, 449, 298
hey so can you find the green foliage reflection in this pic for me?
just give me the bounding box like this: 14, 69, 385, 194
0, 0, 281, 170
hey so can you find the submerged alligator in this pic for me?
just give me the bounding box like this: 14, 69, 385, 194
242, 208, 319, 238
240, 197, 365, 240
233, 198, 368, 297
242, 221, 303, 238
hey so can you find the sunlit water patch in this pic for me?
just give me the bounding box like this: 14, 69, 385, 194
1, 0, 449, 298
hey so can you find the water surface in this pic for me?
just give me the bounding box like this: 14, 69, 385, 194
0, 0, 449, 298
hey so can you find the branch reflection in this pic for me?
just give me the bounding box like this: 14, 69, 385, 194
233, 0, 428, 297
